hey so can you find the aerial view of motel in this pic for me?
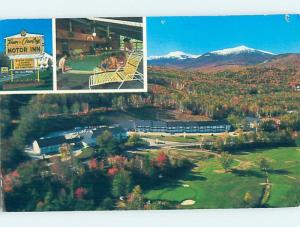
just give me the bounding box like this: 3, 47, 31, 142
56, 17, 145, 91
0, 19, 53, 91
27, 120, 231, 157
0, 15, 300, 212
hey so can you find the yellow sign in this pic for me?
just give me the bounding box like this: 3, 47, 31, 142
1, 67, 9, 74
14, 59, 35, 70
6, 36, 44, 55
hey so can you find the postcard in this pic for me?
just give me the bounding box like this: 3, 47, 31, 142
0, 15, 299, 212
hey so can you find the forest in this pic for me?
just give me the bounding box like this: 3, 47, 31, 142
1, 61, 300, 210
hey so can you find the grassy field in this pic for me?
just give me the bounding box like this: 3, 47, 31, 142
144, 136, 300, 208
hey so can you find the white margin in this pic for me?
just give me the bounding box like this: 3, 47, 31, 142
52, 18, 57, 91
143, 16, 148, 92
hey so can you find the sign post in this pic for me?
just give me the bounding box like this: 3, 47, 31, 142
10, 60, 13, 82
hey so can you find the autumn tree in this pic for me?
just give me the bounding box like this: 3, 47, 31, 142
218, 152, 234, 172
59, 143, 71, 160
155, 151, 169, 169
126, 185, 144, 210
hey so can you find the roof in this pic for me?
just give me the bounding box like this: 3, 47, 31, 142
135, 120, 152, 127
59, 18, 143, 40
36, 136, 81, 148
165, 120, 230, 127
36, 136, 67, 147
152, 121, 167, 127
87, 17, 143, 28
5, 33, 44, 39
125, 120, 231, 129
119, 120, 135, 130
246, 116, 260, 122
91, 126, 126, 138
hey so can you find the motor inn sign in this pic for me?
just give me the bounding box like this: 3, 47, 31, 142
4, 31, 46, 80
5, 35, 44, 55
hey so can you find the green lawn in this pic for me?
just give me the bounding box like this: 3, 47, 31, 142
144, 139, 300, 208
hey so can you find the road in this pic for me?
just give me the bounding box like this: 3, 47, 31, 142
143, 137, 206, 148
124, 138, 222, 159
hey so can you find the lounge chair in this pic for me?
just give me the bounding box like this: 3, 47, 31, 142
89, 52, 143, 89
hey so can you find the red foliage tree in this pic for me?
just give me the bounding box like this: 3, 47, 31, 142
155, 152, 169, 168
88, 158, 98, 169
107, 167, 119, 176
74, 187, 87, 199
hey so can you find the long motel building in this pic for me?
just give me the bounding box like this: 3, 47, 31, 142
121, 120, 231, 134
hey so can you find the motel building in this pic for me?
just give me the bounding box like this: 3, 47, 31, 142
56, 18, 143, 58
81, 126, 128, 147
32, 136, 82, 156
30, 126, 127, 156
121, 120, 232, 134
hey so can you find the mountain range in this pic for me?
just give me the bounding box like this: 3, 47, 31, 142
147, 46, 299, 69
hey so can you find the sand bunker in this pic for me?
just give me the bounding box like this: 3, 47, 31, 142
181, 200, 195, 206
237, 161, 253, 170
284, 160, 296, 164
285, 175, 297, 180
214, 169, 226, 174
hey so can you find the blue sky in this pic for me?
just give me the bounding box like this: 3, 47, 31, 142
0, 19, 52, 54
147, 15, 300, 56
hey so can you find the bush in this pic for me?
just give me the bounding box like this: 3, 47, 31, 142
77, 147, 95, 160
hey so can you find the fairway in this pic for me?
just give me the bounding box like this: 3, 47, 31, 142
144, 140, 300, 208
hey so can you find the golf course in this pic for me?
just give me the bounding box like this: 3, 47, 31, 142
144, 136, 300, 208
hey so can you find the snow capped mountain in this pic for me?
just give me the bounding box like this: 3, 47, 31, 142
148, 51, 200, 60
148, 45, 277, 68
209, 45, 275, 56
